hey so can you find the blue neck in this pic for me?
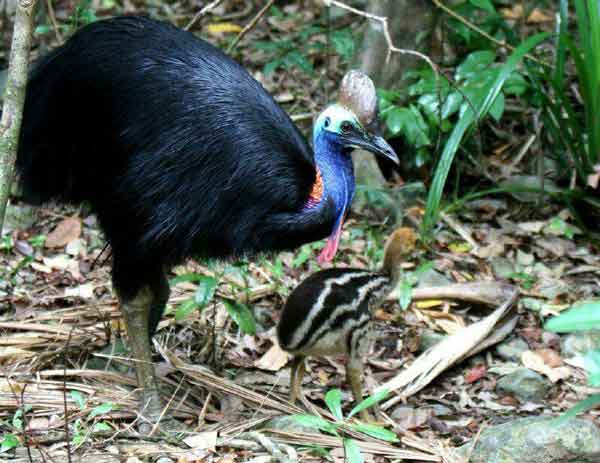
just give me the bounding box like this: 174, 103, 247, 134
312, 130, 355, 218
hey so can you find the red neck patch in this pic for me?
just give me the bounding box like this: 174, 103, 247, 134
305, 167, 323, 208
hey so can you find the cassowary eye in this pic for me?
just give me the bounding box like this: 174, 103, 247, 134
340, 121, 352, 133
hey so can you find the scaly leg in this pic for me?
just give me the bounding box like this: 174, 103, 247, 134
347, 355, 372, 422
289, 355, 306, 403
120, 286, 164, 426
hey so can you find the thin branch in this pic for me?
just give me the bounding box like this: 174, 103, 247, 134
227, 0, 275, 54
432, 0, 550, 67
0, 0, 38, 234
46, 0, 63, 44
323, 0, 438, 75
185, 0, 225, 31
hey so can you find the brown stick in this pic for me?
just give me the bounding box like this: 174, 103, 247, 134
226, 0, 275, 54
0, 0, 38, 234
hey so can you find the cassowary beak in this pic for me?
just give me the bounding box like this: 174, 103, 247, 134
343, 132, 399, 164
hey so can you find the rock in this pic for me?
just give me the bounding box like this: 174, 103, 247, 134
155, 458, 174, 463
418, 329, 446, 352
456, 417, 600, 463
561, 331, 600, 358
496, 368, 550, 402
490, 257, 515, 279
496, 337, 529, 362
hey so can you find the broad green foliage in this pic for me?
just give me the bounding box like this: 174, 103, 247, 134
545, 301, 600, 419
170, 269, 258, 335
35, 0, 97, 36
447, 1, 518, 50
378, 50, 530, 172
253, 6, 355, 75
529, 0, 600, 190
291, 389, 396, 462
420, 33, 549, 237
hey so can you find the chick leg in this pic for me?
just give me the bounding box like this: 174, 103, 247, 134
120, 286, 164, 425
347, 355, 371, 422
289, 355, 306, 403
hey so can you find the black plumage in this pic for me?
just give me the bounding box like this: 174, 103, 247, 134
16, 15, 398, 427
19, 16, 332, 305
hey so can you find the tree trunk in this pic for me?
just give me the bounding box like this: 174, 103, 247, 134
352, 0, 435, 187
0, 0, 36, 234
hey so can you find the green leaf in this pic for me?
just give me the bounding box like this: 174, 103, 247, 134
331, 29, 355, 61
89, 402, 114, 418
71, 390, 87, 410
555, 393, 600, 424
348, 389, 389, 419
544, 302, 600, 332
584, 350, 600, 387
352, 422, 399, 442
343, 438, 364, 463
422, 32, 550, 238
325, 389, 344, 421
170, 273, 207, 286
92, 421, 111, 432
456, 51, 496, 81
175, 298, 200, 321
284, 50, 313, 74
264, 59, 282, 76
34, 24, 52, 35
1, 433, 19, 453
291, 414, 339, 436
489, 92, 505, 121
469, 0, 495, 13
223, 300, 256, 335
399, 280, 412, 310
194, 276, 218, 308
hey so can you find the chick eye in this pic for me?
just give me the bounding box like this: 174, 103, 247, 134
324, 117, 331, 128
340, 121, 352, 133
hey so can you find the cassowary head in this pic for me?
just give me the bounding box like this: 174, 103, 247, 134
311, 70, 399, 263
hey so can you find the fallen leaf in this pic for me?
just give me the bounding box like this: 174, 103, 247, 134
42, 255, 81, 279
534, 348, 563, 367
64, 284, 95, 299
183, 431, 217, 450
448, 242, 472, 254
500, 4, 523, 19
415, 300, 444, 309
45, 217, 82, 248
527, 8, 554, 23
521, 350, 570, 383
465, 364, 487, 384
254, 342, 290, 371
207, 22, 241, 34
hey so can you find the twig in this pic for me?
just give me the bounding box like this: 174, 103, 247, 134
432, 0, 549, 67
323, 0, 438, 74
62, 329, 73, 463
185, 0, 225, 31
440, 211, 478, 251
45, 0, 63, 44
227, 0, 276, 54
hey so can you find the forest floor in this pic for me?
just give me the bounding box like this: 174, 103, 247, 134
1, 1, 600, 462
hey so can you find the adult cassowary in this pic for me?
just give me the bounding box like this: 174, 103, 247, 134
16, 16, 398, 425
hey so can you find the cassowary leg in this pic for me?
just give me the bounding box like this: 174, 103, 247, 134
289, 355, 306, 404
347, 355, 371, 422
119, 286, 164, 422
